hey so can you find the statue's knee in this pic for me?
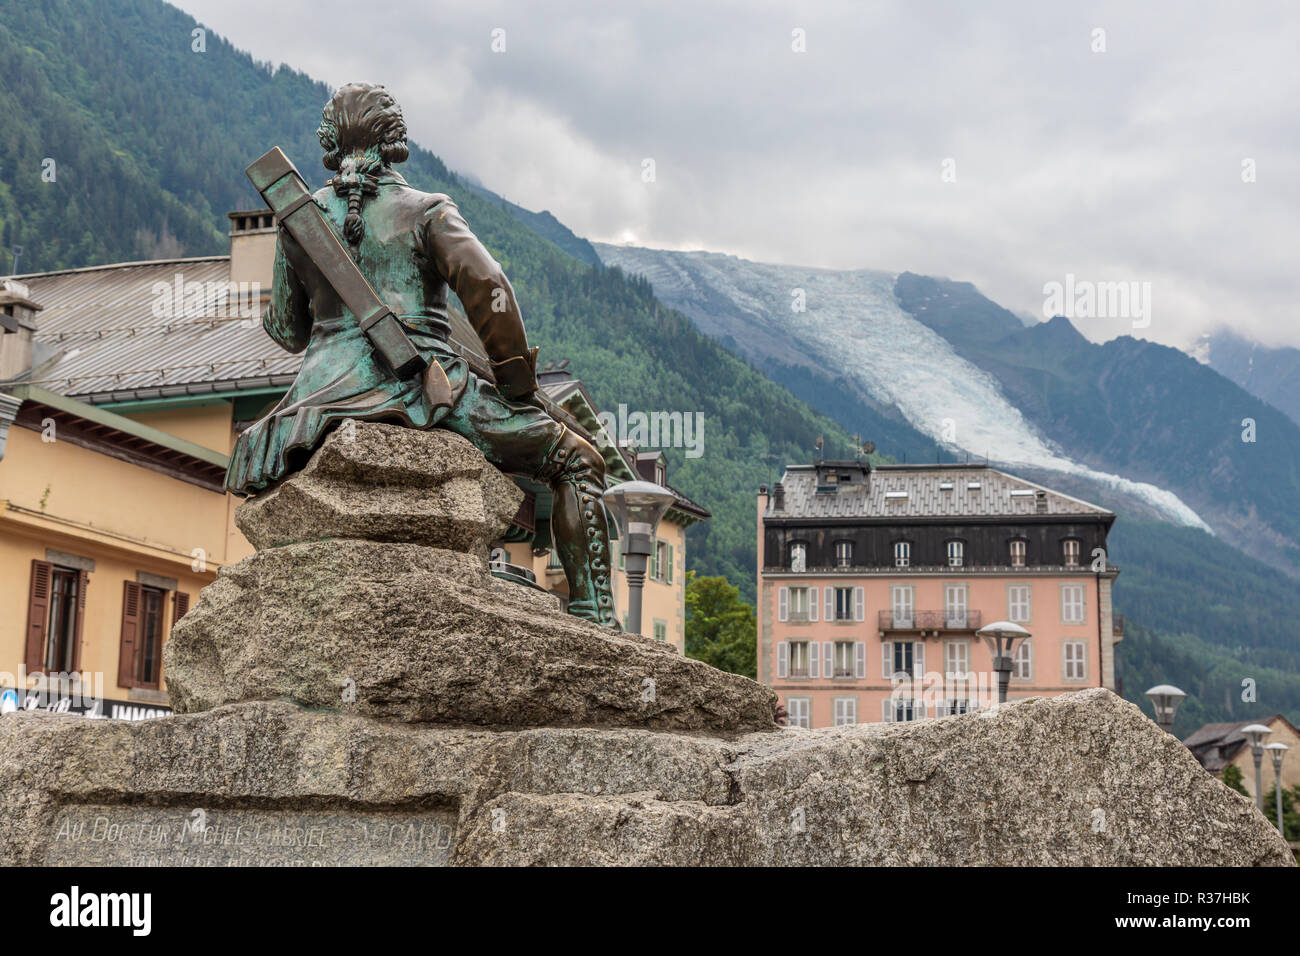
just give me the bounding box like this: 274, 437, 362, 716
551, 429, 604, 484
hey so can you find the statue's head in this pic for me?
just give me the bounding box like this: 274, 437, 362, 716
317, 83, 410, 171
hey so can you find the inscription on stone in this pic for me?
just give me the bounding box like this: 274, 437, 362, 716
45, 805, 457, 866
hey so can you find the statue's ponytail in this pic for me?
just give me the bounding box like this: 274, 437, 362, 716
316, 82, 410, 255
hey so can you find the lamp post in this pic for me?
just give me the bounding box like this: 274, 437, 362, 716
1143, 684, 1186, 735
1240, 723, 1273, 811
975, 621, 1030, 705
601, 479, 676, 636
1264, 742, 1288, 833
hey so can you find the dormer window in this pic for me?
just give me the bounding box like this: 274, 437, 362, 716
1009, 539, 1027, 568
947, 540, 964, 567
894, 541, 911, 568
655, 462, 666, 485
1063, 539, 1080, 567
834, 541, 853, 568
790, 542, 807, 572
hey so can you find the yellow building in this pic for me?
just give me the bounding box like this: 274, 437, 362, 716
1183, 715, 1300, 799
0, 216, 708, 714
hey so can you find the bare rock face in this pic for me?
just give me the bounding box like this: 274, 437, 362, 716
0, 421, 1289, 867
163, 539, 776, 732
0, 691, 1290, 866
164, 423, 778, 734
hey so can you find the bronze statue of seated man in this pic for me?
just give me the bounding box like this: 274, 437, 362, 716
226, 82, 617, 628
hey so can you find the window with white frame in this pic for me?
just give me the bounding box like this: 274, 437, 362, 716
891, 585, 914, 628
894, 541, 911, 567
835, 541, 853, 568
833, 641, 855, 677
788, 640, 811, 677
1009, 539, 1027, 567
943, 584, 968, 628
833, 697, 857, 726
946, 539, 964, 567
944, 639, 971, 678
789, 542, 807, 572
1007, 583, 1031, 623
786, 697, 811, 729
788, 587, 810, 620
1063, 640, 1086, 681
653, 620, 667, 642
1013, 639, 1032, 680
1063, 539, 1080, 566
652, 539, 672, 583
1061, 584, 1085, 624
834, 587, 853, 621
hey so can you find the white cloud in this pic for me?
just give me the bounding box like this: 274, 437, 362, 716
174, 0, 1300, 349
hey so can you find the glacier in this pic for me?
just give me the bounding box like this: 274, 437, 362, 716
594, 244, 1212, 533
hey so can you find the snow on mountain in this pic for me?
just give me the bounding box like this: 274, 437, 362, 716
595, 243, 1212, 532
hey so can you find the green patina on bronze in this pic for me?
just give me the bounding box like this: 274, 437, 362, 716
226, 82, 616, 628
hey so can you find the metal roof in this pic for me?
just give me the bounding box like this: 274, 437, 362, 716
770, 463, 1113, 520
10, 257, 491, 403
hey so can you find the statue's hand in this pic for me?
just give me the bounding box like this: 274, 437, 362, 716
491, 347, 541, 402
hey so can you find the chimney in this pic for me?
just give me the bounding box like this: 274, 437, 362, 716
228, 211, 277, 291
1035, 490, 1047, 514
772, 481, 785, 511
0, 279, 42, 380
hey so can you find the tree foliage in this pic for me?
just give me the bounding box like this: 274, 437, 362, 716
684, 571, 756, 679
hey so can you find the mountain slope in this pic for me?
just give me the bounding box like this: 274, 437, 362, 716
1199, 328, 1300, 428
893, 273, 1300, 572
593, 245, 1215, 530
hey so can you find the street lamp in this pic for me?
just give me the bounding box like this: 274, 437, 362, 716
1241, 723, 1273, 811
1144, 684, 1186, 735
1264, 742, 1288, 833
976, 620, 1030, 705
601, 479, 676, 636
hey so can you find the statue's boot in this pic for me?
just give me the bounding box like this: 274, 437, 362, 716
541, 426, 618, 628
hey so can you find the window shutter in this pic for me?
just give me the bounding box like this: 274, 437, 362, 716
822, 641, 832, 678
71, 569, 89, 672
649, 545, 657, 581
825, 587, 833, 621
882, 641, 892, 679
916, 698, 927, 719
25, 560, 53, 673
882, 698, 894, 722
666, 544, 674, 584
915, 641, 926, 678
119, 581, 142, 688
778, 587, 788, 622
808, 641, 819, 679
173, 591, 191, 631
854, 641, 866, 679
854, 586, 864, 621
777, 641, 789, 678
809, 587, 818, 621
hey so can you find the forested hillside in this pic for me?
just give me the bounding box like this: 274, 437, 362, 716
0, 0, 863, 598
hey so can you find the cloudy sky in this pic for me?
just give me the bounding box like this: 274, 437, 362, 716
175, 0, 1299, 350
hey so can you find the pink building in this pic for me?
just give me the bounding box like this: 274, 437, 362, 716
756, 460, 1122, 727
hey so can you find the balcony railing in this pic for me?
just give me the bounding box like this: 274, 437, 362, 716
1113, 613, 1124, 636
877, 609, 983, 631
